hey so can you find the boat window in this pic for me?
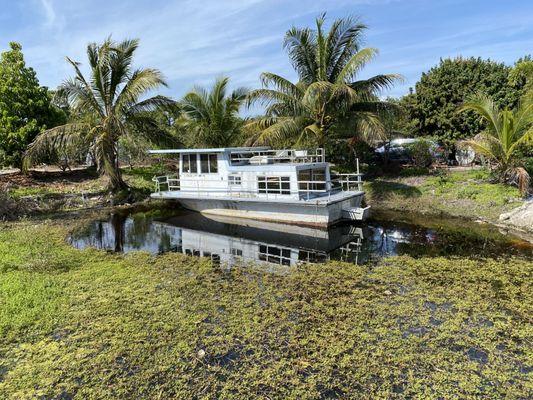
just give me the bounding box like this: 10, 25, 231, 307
298, 168, 326, 192
258, 244, 291, 265
229, 175, 241, 185
257, 176, 291, 195
182, 154, 197, 173
231, 248, 243, 256
298, 250, 328, 263
200, 153, 218, 173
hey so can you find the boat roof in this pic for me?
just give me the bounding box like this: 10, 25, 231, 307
148, 147, 271, 155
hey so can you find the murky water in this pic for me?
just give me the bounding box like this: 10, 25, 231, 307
68, 208, 533, 267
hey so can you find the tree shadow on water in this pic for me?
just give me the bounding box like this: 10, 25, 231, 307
367, 180, 422, 200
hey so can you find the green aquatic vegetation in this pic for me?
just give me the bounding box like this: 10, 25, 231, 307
0, 271, 64, 340
0, 220, 531, 399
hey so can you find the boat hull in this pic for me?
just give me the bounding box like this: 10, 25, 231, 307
152, 192, 365, 227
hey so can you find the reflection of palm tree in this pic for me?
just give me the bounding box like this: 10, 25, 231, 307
110, 213, 126, 252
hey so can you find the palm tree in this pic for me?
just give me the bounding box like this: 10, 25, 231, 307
179, 76, 248, 147
246, 14, 400, 147
459, 92, 533, 195
24, 38, 175, 191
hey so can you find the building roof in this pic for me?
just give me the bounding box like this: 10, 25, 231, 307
148, 147, 271, 155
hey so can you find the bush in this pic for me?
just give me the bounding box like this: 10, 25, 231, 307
325, 140, 374, 172
399, 166, 430, 177
524, 157, 533, 177
407, 140, 433, 167
0, 190, 20, 220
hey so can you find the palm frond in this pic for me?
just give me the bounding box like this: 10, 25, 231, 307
283, 26, 317, 83
459, 92, 501, 137
335, 48, 378, 84
24, 123, 94, 170
349, 74, 402, 96
114, 68, 167, 113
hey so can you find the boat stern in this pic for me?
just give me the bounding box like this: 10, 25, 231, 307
342, 205, 371, 221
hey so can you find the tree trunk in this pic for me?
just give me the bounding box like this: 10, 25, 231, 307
99, 137, 128, 192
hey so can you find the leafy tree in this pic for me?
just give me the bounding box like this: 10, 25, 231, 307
179, 76, 248, 147
459, 93, 533, 195
0, 42, 65, 168
406, 57, 523, 148
509, 56, 533, 96
246, 14, 399, 147
25, 38, 176, 191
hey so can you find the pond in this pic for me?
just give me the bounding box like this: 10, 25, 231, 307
68, 208, 533, 268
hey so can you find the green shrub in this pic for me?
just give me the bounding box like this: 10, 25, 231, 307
0, 191, 20, 220
407, 140, 433, 167
399, 166, 430, 177
523, 156, 533, 177
457, 186, 479, 200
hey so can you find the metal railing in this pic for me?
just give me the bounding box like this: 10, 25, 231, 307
152, 174, 364, 200
229, 148, 325, 165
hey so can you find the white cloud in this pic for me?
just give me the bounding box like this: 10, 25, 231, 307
8, 0, 533, 105
38, 0, 56, 26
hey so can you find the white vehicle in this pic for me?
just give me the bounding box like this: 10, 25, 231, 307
149, 147, 370, 227
375, 138, 445, 163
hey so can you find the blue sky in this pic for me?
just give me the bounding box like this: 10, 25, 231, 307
2, 0, 532, 112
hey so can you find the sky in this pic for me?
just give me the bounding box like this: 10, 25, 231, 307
1, 0, 532, 114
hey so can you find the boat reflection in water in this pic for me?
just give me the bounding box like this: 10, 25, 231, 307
69, 209, 533, 268
69, 210, 365, 269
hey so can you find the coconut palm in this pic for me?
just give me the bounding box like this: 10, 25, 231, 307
179, 77, 248, 147
459, 92, 533, 194
24, 38, 175, 191
246, 14, 400, 146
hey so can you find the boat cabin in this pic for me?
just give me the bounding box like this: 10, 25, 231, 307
149, 147, 362, 200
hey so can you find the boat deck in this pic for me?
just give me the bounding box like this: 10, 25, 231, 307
151, 189, 364, 207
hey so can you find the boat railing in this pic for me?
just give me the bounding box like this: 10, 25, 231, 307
330, 173, 364, 192
152, 174, 180, 192
229, 148, 325, 165
152, 173, 364, 200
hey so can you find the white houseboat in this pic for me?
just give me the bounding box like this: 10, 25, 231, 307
149, 147, 370, 227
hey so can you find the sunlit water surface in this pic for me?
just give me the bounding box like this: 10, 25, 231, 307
69, 209, 533, 268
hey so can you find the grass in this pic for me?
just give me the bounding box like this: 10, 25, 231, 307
366, 168, 522, 221
0, 219, 531, 399
121, 164, 169, 194
0, 164, 169, 219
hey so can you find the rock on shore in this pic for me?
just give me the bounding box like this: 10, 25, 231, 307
499, 199, 533, 233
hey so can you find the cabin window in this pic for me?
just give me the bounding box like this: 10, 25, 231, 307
257, 176, 291, 195
298, 250, 328, 263
182, 154, 197, 173
200, 153, 218, 173
231, 248, 243, 256
298, 168, 326, 192
228, 175, 241, 185
258, 245, 291, 265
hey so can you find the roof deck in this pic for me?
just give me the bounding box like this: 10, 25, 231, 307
149, 146, 326, 166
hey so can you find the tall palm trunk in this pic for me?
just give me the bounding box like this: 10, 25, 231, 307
98, 134, 127, 191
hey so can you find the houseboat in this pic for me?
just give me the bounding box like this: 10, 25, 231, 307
149, 147, 370, 227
